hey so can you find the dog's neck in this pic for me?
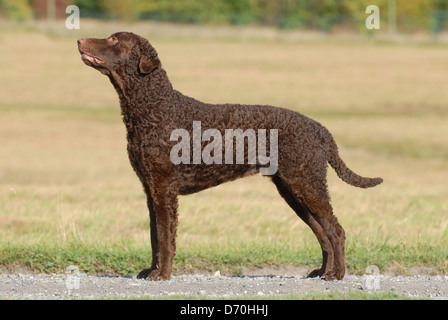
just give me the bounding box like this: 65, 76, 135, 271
108, 67, 174, 137
109, 67, 171, 101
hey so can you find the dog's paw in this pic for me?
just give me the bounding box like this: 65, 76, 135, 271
137, 268, 170, 281
321, 271, 344, 281
307, 268, 325, 278
321, 271, 336, 281
137, 268, 157, 280
150, 271, 170, 281
308, 269, 344, 280
149, 270, 171, 281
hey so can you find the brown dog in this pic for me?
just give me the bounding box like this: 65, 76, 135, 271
78, 32, 382, 281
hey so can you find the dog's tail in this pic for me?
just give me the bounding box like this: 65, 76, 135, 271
328, 143, 383, 188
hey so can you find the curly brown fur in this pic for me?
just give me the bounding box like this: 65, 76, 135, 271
78, 32, 382, 281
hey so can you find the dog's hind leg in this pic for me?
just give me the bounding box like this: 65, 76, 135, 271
299, 179, 346, 280
315, 214, 345, 280
272, 175, 334, 279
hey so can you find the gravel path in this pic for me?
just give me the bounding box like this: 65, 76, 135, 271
1, 271, 447, 299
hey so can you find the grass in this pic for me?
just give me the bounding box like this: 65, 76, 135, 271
0, 23, 447, 280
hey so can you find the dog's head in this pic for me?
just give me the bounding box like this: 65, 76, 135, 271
77, 32, 161, 76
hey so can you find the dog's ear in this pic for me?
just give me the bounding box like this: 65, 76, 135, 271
138, 37, 161, 75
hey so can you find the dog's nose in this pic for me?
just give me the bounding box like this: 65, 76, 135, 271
77, 39, 85, 47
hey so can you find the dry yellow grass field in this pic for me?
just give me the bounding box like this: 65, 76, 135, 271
0, 23, 447, 274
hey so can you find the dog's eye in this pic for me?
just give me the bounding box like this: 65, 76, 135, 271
108, 36, 119, 43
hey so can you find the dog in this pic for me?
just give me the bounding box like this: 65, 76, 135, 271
78, 32, 382, 280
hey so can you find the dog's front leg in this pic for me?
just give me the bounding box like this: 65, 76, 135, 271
139, 183, 179, 281
137, 195, 160, 279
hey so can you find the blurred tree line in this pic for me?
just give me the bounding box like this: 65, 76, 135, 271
1, 0, 448, 32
